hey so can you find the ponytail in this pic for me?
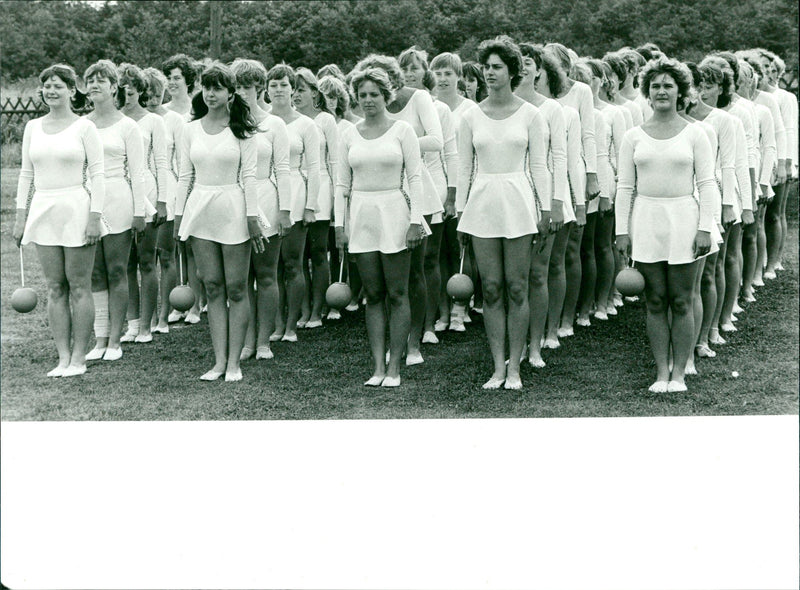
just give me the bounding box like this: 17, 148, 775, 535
190, 90, 257, 140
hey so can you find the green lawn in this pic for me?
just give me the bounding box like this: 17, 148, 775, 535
2, 167, 798, 420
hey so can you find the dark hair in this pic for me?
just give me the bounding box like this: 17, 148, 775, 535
162, 53, 199, 92
317, 64, 346, 83
684, 61, 702, 89
295, 67, 329, 112
38, 64, 86, 110
586, 58, 614, 97
117, 62, 150, 108
636, 43, 662, 62
457, 78, 466, 95
191, 62, 257, 140
350, 67, 395, 105
230, 58, 268, 92
267, 63, 296, 89
422, 69, 436, 91
354, 54, 404, 90
462, 61, 487, 101
523, 43, 565, 97
477, 35, 524, 90
603, 52, 628, 86
639, 56, 692, 111
318, 75, 349, 119
699, 56, 735, 108
712, 51, 740, 84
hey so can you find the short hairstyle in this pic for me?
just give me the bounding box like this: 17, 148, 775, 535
618, 47, 646, 73
117, 62, 150, 107
354, 54, 404, 90
317, 64, 346, 83
699, 56, 735, 107
773, 54, 786, 75
462, 61, 487, 101
521, 43, 565, 98
477, 35, 524, 90
603, 52, 628, 86
350, 67, 395, 105
430, 52, 463, 77
295, 67, 327, 112
736, 50, 764, 78
161, 53, 198, 91
684, 61, 702, 89
143, 67, 167, 100
737, 59, 754, 84
398, 46, 429, 71
570, 60, 593, 85
636, 43, 662, 62
544, 42, 573, 74
230, 58, 268, 91
266, 63, 296, 89
318, 75, 349, 118
84, 59, 118, 86
38, 63, 86, 110
639, 56, 692, 111
712, 51, 740, 84
422, 69, 436, 91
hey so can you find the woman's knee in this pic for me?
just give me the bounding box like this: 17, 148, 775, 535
645, 289, 668, 314
481, 279, 503, 304
506, 279, 528, 305
46, 278, 69, 301
669, 292, 693, 315
226, 280, 248, 302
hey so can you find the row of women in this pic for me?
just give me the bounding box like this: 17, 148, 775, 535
14, 39, 797, 390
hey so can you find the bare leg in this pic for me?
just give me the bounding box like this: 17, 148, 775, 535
64, 244, 97, 367
471, 236, 507, 385
502, 234, 533, 387
560, 222, 584, 332
280, 222, 308, 338
527, 233, 554, 366
577, 212, 597, 321
545, 223, 571, 345
220, 241, 252, 374
356, 251, 388, 382
667, 260, 701, 386
191, 238, 227, 375
638, 262, 671, 387
36, 245, 72, 371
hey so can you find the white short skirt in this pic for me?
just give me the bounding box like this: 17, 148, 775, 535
560, 178, 577, 224
179, 183, 269, 244
349, 189, 432, 254
420, 165, 445, 218
22, 185, 109, 247
457, 171, 539, 239
288, 170, 307, 224
631, 194, 720, 264
427, 162, 448, 224
256, 178, 279, 238
103, 176, 134, 234
315, 170, 333, 221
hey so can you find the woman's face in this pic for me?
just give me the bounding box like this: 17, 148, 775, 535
202, 83, 231, 110
650, 73, 680, 112
607, 71, 620, 93
483, 53, 511, 91
534, 66, 549, 96
699, 78, 721, 107
401, 57, 425, 90
235, 83, 258, 105
123, 84, 141, 108
41, 75, 75, 108
521, 56, 538, 86
292, 77, 314, 110
356, 80, 386, 117
760, 57, 777, 85
464, 75, 478, 100
167, 68, 188, 97
589, 72, 603, 95
322, 92, 338, 115
267, 76, 293, 106
433, 67, 458, 96
145, 86, 164, 111
85, 73, 115, 104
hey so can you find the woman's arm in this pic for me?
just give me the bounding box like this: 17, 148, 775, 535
413, 91, 444, 153
455, 115, 474, 214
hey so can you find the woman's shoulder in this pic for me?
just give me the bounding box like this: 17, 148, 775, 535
314, 110, 337, 127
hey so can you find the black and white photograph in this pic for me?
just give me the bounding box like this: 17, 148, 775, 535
1, 0, 798, 588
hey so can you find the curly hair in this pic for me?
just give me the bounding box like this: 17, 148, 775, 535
161, 53, 199, 92
699, 56, 735, 108
603, 52, 628, 86
354, 54, 404, 90
520, 43, 565, 97
318, 75, 349, 119
570, 60, 593, 85
38, 63, 86, 110
317, 63, 346, 83
230, 58, 268, 92
478, 35, 524, 90
117, 62, 150, 108
635, 43, 663, 62
430, 52, 462, 77
350, 67, 395, 106
712, 51, 740, 84
639, 56, 692, 111
143, 67, 167, 102
736, 50, 764, 81
192, 62, 258, 140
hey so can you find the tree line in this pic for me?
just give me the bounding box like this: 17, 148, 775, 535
1, 0, 797, 84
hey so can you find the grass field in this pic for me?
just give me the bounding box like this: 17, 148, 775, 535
1, 167, 798, 420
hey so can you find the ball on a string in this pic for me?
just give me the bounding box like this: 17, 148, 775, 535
326, 282, 352, 310
615, 268, 645, 297
169, 285, 195, 312
446, 273, 474, 302
11, 287, 37, 313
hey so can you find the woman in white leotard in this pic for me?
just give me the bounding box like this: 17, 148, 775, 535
83, 60, 147, 363
457, 37, 550, 390
231, 58, 292, 362
334, 67, 425, 387
14, 64, 107, 377
174, 62, 267, 382
615, 57, 717, 393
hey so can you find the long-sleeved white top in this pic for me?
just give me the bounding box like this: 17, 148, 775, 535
287, 114, 321, 212
593, 107, 611, 200
730, 114, 754, 211
537, 98, 568, 212
387, 89, 443, 154
135, 112, 169, 205
771, 87, 798, 164
634, 93, 653, 122
430, 100, 459, 189
255, 113, 291, 212
563, 105, 586, 207
701, 108, 739, 209
315, 110, 339, 185
754, 90, 786, 161
455, 102, 550, 214
615, 124, 717, 235
163, 109, 184, 211
333, 120, 423, 228
175, 120, 257, 217
622, 99, 644, 127
695, 119, 722, 224
16, 117, 106, 213
450, 98, 477, 145
94, 116, 147, 217
754, 102, 777, 187
557, 81, 597, 173
599, 103, 627, 181
733, 97, 760, 170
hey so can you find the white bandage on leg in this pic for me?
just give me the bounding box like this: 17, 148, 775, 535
93, 290, 110, 338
